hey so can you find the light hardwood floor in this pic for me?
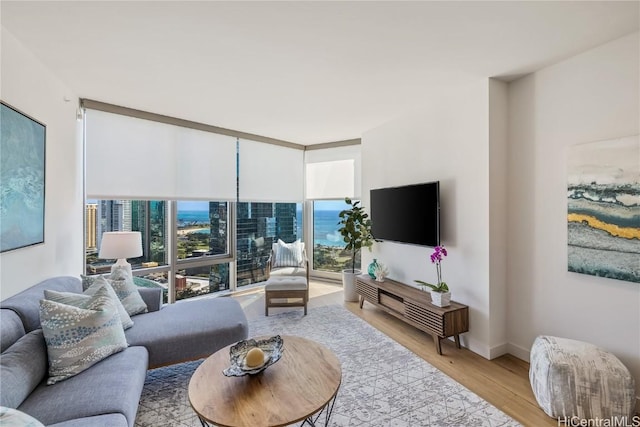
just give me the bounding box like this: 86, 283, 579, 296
231, 279, 556, 427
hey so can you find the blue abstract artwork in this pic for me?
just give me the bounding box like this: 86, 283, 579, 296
1, 102, 46, 252
567, 135, 640, 283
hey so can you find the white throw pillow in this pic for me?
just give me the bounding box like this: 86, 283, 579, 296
273, 239, 304, 268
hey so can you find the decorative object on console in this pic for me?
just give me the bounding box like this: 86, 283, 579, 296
98, 231, 143, 278
338, 198, 376, 302
367, 259, 379, 279
0, 102, 46, 253
567, 135, 639, 284
373, 262, 389, 282
415, 245, 450, 307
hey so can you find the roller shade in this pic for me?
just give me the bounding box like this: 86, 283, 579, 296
305, 160, 355, 199
85, 109, 237, 200
238, 139, 304, 202
305, 145, 361, 199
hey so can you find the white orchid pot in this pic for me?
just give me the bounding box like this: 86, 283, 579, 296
430, 290, 451, 307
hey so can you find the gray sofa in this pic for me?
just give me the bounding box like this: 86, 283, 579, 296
0, 275, 249, 427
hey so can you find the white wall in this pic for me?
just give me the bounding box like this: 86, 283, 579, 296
0, 28, 83, 298
507, 32, 640, 403
488, 79, 509, 357
361, 80, 501, 358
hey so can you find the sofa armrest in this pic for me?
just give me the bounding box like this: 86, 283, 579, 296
137, 288, 162, 312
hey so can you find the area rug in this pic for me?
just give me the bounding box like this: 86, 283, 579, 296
135, 304, 521, 426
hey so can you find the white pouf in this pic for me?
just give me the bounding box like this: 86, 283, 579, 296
529, 335, 636, 421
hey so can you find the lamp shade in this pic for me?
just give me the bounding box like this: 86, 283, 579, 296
98, 232, 142, 259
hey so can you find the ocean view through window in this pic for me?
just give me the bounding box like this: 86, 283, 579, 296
175, 201, 230, 300
312, 200, 360, 273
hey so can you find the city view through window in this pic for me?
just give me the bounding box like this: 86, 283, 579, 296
85, 199, 361, 301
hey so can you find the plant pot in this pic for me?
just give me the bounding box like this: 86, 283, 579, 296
342, 269, 361, 302
430, 290, 451, 307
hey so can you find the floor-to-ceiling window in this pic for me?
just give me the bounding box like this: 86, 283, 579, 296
83, 101, 366, 301
305, 147, 361, 279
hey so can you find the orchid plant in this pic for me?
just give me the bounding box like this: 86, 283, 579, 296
414, 245, 449, 293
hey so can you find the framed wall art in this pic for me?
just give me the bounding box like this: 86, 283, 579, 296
567, 135, 639, 283
1, 101, 46, 252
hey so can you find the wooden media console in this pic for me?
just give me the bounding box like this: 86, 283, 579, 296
355, 274, 469, 355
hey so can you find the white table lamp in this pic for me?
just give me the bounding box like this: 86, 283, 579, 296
99, 231, 142, 277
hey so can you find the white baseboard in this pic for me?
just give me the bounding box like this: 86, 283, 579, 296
506, 342, 530, 362
489, 342, 509, 360
461, 335, 491, 359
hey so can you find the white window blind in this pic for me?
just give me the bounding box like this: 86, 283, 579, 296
305, 160, 355, 199
85, 110, 237, 200
238, 139, 304, 202
305, 145, 361, 199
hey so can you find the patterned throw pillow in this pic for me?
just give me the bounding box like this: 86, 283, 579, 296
39, 285, 128, 384
82, 270, 147, 317
44, 281, 134, 330
107, 268, 148, 316
273, 239, 304, 268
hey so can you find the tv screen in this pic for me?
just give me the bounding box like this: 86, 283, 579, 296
370, 181, 440, 247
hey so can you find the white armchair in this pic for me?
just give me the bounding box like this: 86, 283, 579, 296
264, 240, 309, 316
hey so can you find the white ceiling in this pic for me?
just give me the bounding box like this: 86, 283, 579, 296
2, 1, 638, 145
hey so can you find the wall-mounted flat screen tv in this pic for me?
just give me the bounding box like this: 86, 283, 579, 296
370, 181, 440, 247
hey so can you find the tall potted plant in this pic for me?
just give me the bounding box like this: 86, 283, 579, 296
338, 198, 375, 302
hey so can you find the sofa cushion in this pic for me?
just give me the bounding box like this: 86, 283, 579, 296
0, 330, 47, 409
44, 280, 134, 330
83, 272, 147, 316
0, 309, 25, 353
0, 276, 83, 333
18, 346, 148, 427
125, 297, 248, 368
269, 266, 308, 278
273, 239, 304, 268
39, 286, 128, 384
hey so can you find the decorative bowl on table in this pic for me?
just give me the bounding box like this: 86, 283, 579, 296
222, 335, 284, 377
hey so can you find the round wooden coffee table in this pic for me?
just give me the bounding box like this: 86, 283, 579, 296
188, 335, 342, 427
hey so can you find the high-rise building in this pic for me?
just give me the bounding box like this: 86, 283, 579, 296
233, 202, 301, 286
97, 200, 129, 250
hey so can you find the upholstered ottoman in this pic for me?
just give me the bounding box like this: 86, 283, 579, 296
264, 276, 308, 316
529, 335, 636, 421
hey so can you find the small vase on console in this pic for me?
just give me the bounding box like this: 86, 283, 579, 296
373, 262, 389, 282
367, 259, 379, 279
430, 290, 451, 308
